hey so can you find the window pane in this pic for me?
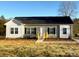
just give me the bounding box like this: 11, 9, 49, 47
15, 28, 18, 34
11, 28, 14, 34
25, 28, 36, 34
48, 28, 55, 34
53, 28, 55, 34
26, 28, 30, 34
63, 28, 67, 34
26, 31, 30, 34
27, 28, 30, 31
31, 28, 36, 34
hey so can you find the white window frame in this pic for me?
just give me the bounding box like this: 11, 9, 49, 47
63, 28, 67, 34
10, 27, 18, 34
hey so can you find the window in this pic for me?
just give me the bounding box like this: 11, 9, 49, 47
11, 28, 14, 34
25, 28, 36, 34
63, 28, 67, 34
10, 28, 18, 34
15, 28, 18, 34
26, 28, 30, 34
31, 28, 36, 34
48, 27, 55, 34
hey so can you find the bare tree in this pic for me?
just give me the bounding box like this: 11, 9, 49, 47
58, 1, 77, 18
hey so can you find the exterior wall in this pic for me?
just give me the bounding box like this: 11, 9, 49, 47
59, 25, 71, 38
5, 21, 72, 39
5, 20, 24, 38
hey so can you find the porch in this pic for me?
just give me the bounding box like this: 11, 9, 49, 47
23, 25, 72, 39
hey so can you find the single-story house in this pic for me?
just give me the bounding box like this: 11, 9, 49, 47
4, 16, 73, 39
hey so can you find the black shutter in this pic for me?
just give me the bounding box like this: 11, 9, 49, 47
35, 28, 36, 34
54, 28, 55, 34
25, 28, 26, 34
48, 28, 49, 34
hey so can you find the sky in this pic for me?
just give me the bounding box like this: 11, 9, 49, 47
0, 1, 79, 19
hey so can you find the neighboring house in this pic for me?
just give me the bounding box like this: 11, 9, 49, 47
4, 16, 73, 39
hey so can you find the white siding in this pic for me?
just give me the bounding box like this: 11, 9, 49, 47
60, 25, 70, 38
5, 20, 24, 38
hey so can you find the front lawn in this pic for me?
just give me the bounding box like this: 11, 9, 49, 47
0, 39, 78, 57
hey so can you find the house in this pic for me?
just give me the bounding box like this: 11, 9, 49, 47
4, 16, 73, 39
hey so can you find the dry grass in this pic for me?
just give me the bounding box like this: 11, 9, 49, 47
0, 39, 36, 46
0, 39, 78, 57
0, 38, 77, 46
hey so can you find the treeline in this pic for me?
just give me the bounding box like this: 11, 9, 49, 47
73, 18, 79, 37
0, 15, 7, 36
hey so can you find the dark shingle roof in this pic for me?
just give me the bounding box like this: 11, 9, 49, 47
14, 16, 73, 24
